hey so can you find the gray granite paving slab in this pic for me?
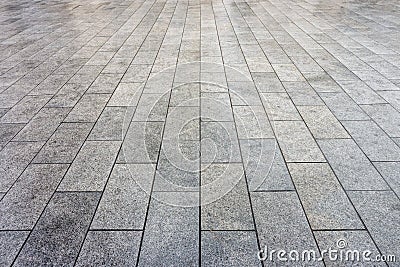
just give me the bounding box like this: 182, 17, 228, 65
108, 82, 143, 107
337, 79, 386, 105
45, 83, 88, 108
13, 107, 70, 141
119, 121, 164, 163
64, 93, 111, 123
319, 139, 389, 191
201, 163, 254, 230
284, 82, 324, 106
0, 141, 44, 192
303, 72, 343, 93
33, 122, 93, 163
138, 192, 199, 266
319, 92, 369, 121
201, 231, 261, 267
0, 95, 52, 123
373, 162, 400, 198
133, 93, 169, 122
75, 230, 142, 267
348, 191, 400, 266
288, 163, 363, 230
251, 191, 323, 266
252, 72, 285, 92
314, 231, 386, 266
13, 192, 100, 267
240, 138, 294, 191
297, 105, 350, 139
88, 106, 134, 141
91, 164, 154, 229
361, 104, 400, 137
0, 164, 68, 230
58, 140, 120, 191
274, 120, 326, 162
342, 120, 400, 161
0, 231, 29, 267
201, 92, 233, 121
233, 105, 274, 139
228, 81, 263, 106
261, 93, 301, 121
201, 121, 241, 163
0, 123, 24, 149
170, 83, 200, 106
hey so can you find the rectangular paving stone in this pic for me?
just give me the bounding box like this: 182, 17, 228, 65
342, 120, 400, 161
201, 163, 254, 230
274, 120, 326, 162
373, 162, 400, 198
0, 123, 25, 149
297, 105, 350, 139
58, 140, 120, 191
119, 121, 164, 163
170, 83, 200, 106
75, 230, 142, 267
348, 191, 400, 265
261, 93, 301, 120
13, 107, 70, 141
361, 104, 400, 137
228, 81, 263, 106
337, 79, 386, 105
64, 93, 110, 122
240, 139, 294, 191
13, 192, 100, 267
0, 164, 69, 230
319, 92, 369, 121
122, 64, 152, 83
272, 64, 305, 81
251, 191, 323, 265
283, 81, 324, 106
108, 82, 143, 107
314, 231, 386, 267
288, 163, 363, 230
133, 93, 169, 121
33, 122, 93, 163
86, 73, 123, 94
378, 90, 400, 111
319, 139, 389, 191
233, 105, 274, 139
153, 140, 199, 191
0, 141, 44, 192
303, 72, 343, 93
163, 106, 200, 141
88, 106, 134, 141
201, 231, 261, 267
91, 164, 154, 230
201, 92, 233, 121
252, 72, 285, 92
0, 95, 52, 123
0, 231, 29, 267
46, 83, 88, 108
138, 192, 199, 267
201, 121, 241, 163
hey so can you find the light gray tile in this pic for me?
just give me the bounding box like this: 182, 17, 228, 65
201, 231, 261, 267
288, 163, 363, 230
373, 162, 400, 198
274, 121, 325, 162
342, 120, 400, 161
64, 93, 110, 122
0, 95, 51, 123
58, 141, 120, 191
319, 139, 389, 190
361, 104, 400, 137
76, 231, 142, 267
320, 92, 369, 121
297, 105, 350, 139
348, 191, 400, 265
233, 105, 274, 139
261, 93, 301, 121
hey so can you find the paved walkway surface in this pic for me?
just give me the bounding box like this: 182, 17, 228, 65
0, 0, 400, 266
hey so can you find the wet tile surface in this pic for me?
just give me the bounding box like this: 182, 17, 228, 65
1, 0, 400, 265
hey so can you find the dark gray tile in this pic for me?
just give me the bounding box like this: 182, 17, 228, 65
14, 192, 100, 267
0, 231, 29, 267
75, 231, 142, 267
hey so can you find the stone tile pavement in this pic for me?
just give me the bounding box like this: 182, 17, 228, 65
0, 0, 399, 266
